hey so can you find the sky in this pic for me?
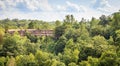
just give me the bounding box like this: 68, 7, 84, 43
0, 0, 120, 21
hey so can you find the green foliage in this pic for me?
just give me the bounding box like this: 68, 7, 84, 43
55, 20, 61, 27
0, 57, 6, 66
62, 48, 79, 65
1, 34, 28, 56
0, 27, 4, 45
6, 57, 16, 66
99, 15, 109, 26
99, 51, 119, 66
35, 50, 50, 65
79, 61, 90, 66
55, 25, 67, 39
113, 30, 120, 46
90, 17, 99, 27
87, 56, 99, 66
68, 62, 78, 66
26, 33, 38, 43
54, 36, 67, 54
64, 15, 76, 24
0, 11, 120, 66
112, 11, 120, 29
51, 59, 66, 66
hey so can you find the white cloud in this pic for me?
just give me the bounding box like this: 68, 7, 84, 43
24, 0, 53, 11
66, 1, 87, 12
0, 11, 64, 21
56, 1, 87, 13
0, 0, 106, 21
16, 0, 24, 3
0, 0, 53, 11
0, 7, 106, 21
91, 0, 111, 7
5, 0, 17, 7
66, 1, 80, 12
56, 5, 66, 11
93, 0, 112, 13
0, 1, 6, 10
0, 0, 119, 21
100, 0, 111, 7
0, 0, 17, 12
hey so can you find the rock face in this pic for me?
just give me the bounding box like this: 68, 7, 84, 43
7, 29, 54, 36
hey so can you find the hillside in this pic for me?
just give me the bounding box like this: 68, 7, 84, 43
0, 11, 120, 66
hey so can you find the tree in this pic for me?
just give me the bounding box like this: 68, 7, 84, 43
65, 28, 81, 42
0, 27, 4, 45
90, 17, 99, 28
79, 46, 98, 61
28, 21, 37, 29
87, 56, 99, 66
51, 59, 66, 66
26, 53, 37, 66
2, 34, 28, 56
42, 37, 55, 52
93, 35, 108, 46
16, 54, 37, 66
6, 57, 16, 66
41, 22, 51, 29
35, 50, 50, 65
108, 36, 114, 45
79, 56, 99, 66
68, 62, 78, 66
99, 51, 118, 66
113, 30, 120, 46
0, 11, 120, 66
55, 20, 61, 27
55, 25, 67, 39
26, 33, 38, 43
79, 61, 90, 66
72, 22, 80, 29
54, 36, 67, 54
62, 48, 79, 65
65, 39, 74, 49
99, 15, 109, 26
112, 11, 120, 29
92, 35, 109, 57
64, 15, 76, 24
24, 42, 39, 54
0, 57, 6, 66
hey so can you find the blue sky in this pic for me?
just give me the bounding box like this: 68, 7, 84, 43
0, 0, 120, 21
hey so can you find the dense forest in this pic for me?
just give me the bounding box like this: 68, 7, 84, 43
0, 11, 120, 66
